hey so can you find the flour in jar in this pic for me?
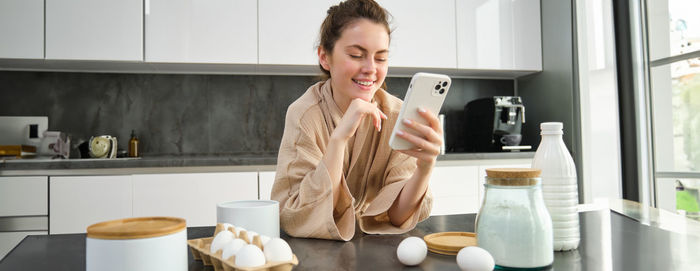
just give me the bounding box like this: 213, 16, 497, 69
477, 199, 553, 268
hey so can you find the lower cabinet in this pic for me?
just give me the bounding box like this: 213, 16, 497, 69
44, 161, 532, 233
1, 176, 49, 259
49, 175, 133, 234
0, 176, 48, 217
429, 159, 533, 216
429, 165, 480, 216
49, 172, 259, 234
132, 172, 258, 227
258, 171, 276, 200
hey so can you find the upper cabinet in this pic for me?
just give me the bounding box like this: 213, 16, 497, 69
45, 0, 143, 61
4, 0, 542, 76
258, 0, 337, 66
379, 0, 457, 69
145, 0, 257, 64
456, 0, 542, 71
0, 0, 44, 59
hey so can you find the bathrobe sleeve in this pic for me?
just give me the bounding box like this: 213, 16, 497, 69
358, 150, 433, 234
271, 107, 356, 241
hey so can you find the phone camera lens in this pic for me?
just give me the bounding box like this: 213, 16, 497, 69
442, 82, 448, 87
439, 88, 445, 94
434, 84, 440, 90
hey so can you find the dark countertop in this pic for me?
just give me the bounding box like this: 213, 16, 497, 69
0, 152, 534, 173
2, 209, 699, 271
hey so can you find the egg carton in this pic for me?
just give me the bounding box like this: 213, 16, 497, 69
188, 223, 298, 271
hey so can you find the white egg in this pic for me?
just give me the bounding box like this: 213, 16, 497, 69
263, 238, 293, 262
396, 237, 427, 266
233, 226, 246, 236
221, 238, 247, 260
235, 244, 266, 267
259, 235, 271, 245
456, 246, 495, 271
247, 231, 259, 239
210, 230, 234, 254
221, 223, 234, 231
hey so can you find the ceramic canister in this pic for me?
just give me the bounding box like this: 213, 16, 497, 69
86, 217, 187, 271
217, 200, 280, 238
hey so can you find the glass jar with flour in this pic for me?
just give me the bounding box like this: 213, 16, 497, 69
475, 168, 553, 270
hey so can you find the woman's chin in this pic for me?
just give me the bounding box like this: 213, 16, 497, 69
354, 89, 377, 102
355, 95, 373, 102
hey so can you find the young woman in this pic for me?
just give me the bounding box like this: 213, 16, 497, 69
271, 0, 443, 241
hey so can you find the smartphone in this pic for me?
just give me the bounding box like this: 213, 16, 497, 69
389, 72, 451, 150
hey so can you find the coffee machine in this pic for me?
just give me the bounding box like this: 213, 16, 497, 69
463, 96, 526, 152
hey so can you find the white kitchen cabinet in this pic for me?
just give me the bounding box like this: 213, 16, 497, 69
259, 171, 276, 200
0, 0, 43, 59
145, 0, 257, 64
45, 0, 143, 61
429, 165, 480, 216
49, 175, 133, 234
258, 0, 338, 65
259, 0, 457, 69
0, 176, 48, 217
378, 0, 457, 69
132, 172, 258, 227
1, 176, 48, 260
456, 0, 542, 71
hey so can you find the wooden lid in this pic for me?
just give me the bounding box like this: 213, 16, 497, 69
86, 217, 186, 240
485, 168, 541, 178
485, 168, 541, 186
423, 232, 477, 255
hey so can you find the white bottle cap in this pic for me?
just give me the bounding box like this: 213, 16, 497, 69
540, 122, 563, 135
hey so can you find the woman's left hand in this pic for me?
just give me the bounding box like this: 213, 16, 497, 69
395, 107, 443, 172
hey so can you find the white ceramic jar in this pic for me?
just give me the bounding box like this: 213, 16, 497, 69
86, 217, 187, 271
217, 200, 280, 238
475, 168, 553, 270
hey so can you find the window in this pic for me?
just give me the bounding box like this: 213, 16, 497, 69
646, 0, 700, 220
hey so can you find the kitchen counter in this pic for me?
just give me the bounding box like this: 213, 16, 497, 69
0, 152, 534, 176
2, 199, 699, 271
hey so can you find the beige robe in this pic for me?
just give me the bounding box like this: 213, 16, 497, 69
272, 80, 433, 241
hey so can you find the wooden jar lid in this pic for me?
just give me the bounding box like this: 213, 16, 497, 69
423, 232, 477, 255
485, 168, 541, 186
87, 217, 186, 240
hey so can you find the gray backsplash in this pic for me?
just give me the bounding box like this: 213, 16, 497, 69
0, 71, 513, 157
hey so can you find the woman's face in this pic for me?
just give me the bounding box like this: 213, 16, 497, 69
319, 18, 389, 110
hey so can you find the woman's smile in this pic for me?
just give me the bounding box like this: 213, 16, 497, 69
352, 78, 375, 90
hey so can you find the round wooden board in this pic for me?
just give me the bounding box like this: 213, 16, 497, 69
423, 231, 477, 255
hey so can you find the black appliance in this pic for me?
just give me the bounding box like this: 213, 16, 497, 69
464, 96, 526, 152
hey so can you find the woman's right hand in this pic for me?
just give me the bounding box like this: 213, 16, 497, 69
331, 98, 387, 142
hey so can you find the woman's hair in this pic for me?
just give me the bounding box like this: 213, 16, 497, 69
318, 0, 391, 86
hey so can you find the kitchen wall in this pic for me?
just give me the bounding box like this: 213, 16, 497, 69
519, 0, 578, 158
0, 71, 514, 157
517, 0, 583, 199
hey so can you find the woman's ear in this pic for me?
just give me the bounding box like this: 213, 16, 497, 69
318, 47, 331, 71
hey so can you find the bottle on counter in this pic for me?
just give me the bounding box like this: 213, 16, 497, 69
128, 130, 139, 157
531, 122, 580, 251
